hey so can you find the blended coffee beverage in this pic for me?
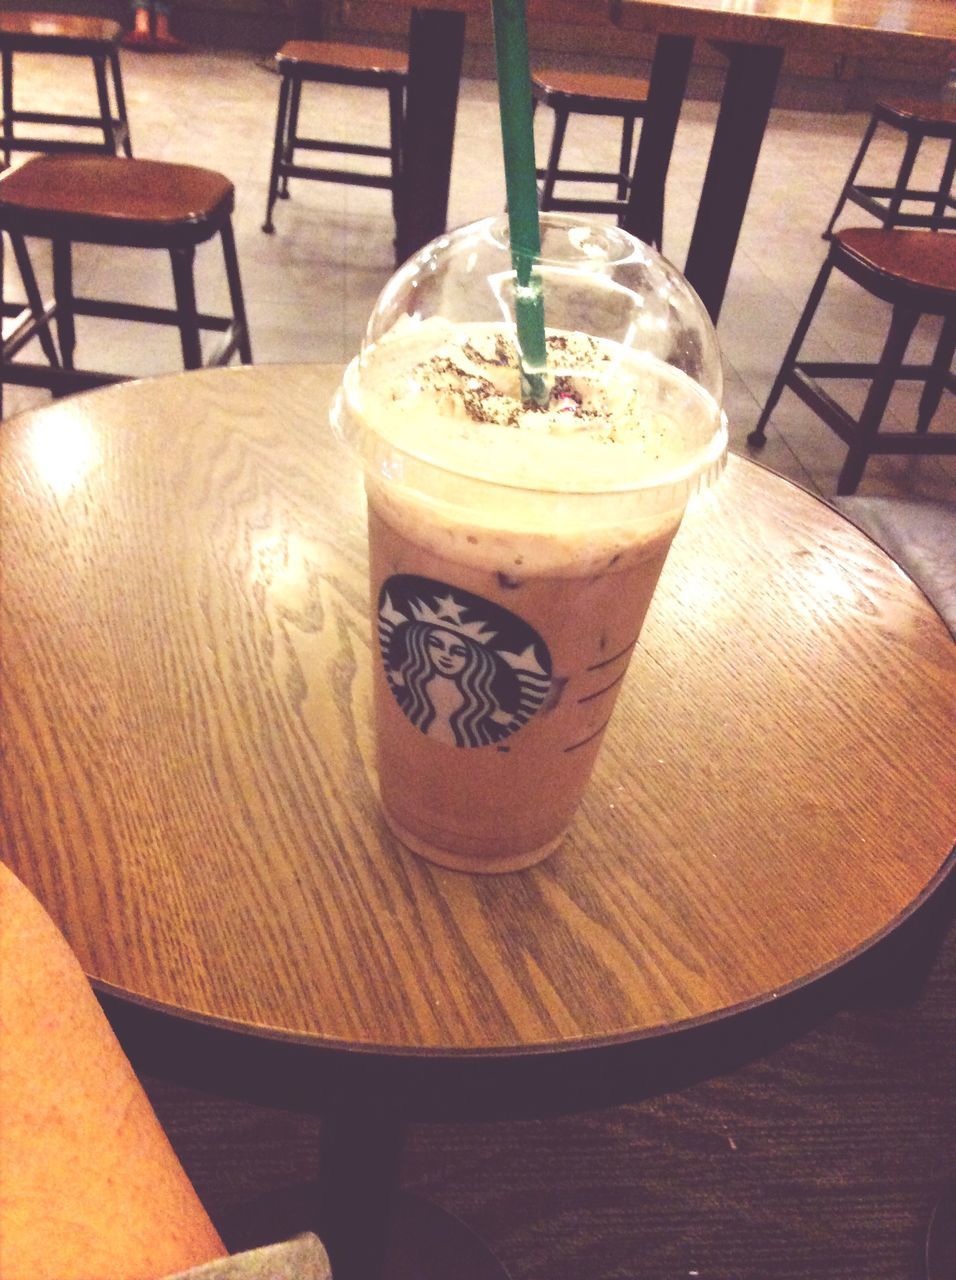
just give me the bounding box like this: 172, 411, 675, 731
334, 216, 726, 873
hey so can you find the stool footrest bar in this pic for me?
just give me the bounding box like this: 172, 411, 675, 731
535, 167, 627, 185
538, 196, 627, 215
0, 362, 126, 393
4, 109, 122, 128
71, 298, 233, 331
279, 162, 395, 190
797, 360, 940, 382
290, 137, 392, 159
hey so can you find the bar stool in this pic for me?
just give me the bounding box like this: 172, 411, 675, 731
748, 228, 956, 495
0, 155, 252, 416
262, 40, 407, 237
532, 68, 649, 226
0, 11, 132, 170
824, 98, 956, 239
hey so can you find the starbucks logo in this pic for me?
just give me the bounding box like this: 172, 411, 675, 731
378, 575, 552, 749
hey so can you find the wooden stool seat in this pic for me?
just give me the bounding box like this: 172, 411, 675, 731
837, 226, 956, 298
532, 68, 651, 113
0, 11, 124, 52
0, 155, 234, 244
276, 40, 408, 79
0, 10, 132, 169
262, 39, 407, 244
873, 97, 956, 136
749, 228, 956, 494
825, 96, 956, 237
0, 155, 251, 415
531, 66, 650, 237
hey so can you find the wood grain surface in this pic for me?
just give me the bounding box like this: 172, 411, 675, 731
616, 0, 956, 59
0, 11, 123, 44
1, 365, 953, 1056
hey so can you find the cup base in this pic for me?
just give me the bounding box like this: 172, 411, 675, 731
384, 811, 566, 874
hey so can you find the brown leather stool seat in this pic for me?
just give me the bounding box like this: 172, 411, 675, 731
824, 97, 956, 238
0, 155, 252, 416
262, 40, 407, 241
749, 228, 956, 494
0, 11, 132, 170
531, 68, 650, 234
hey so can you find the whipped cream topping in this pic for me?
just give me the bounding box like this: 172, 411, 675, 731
340, 321, 725, 501
402, 330, 620, 435
390, 328, 670, 445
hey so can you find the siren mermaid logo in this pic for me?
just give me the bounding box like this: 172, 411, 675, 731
378, 575, 552, 749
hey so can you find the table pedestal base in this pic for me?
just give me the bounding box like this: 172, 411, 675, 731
318, 1105, 509, 1280
386, 1191, 510, 1280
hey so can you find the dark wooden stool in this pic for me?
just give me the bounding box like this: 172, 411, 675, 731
0, 11, 132, 171
531, 68, 650, 228
824, 98, 956, 239
748, 228, 956, 495
0, 155, 252, 416
262, 40, 407, 237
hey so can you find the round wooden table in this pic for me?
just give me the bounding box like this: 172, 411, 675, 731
2, 365, 954, 1277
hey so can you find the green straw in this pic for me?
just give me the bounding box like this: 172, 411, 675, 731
491, 0, 549, 408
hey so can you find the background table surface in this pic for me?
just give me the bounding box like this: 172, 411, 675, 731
389, 0, 955, 56
1, 365, 953, 1058
618, 0, 954, 56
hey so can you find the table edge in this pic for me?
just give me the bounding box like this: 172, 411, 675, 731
90, 841, 956, 1062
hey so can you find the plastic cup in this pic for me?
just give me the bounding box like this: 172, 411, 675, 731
332, 213, 727, 874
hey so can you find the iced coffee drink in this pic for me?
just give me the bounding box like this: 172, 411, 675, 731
334, 216, 726, 873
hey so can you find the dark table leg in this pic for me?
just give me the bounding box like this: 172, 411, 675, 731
621, 33, 694, 251
394, 8, 467, 265
317, 1100, 511, 1280
683, 40, 785, 323
317, 1099, 406, 1280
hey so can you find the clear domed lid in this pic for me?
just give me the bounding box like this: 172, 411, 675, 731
363, 212, 723, 407
334, 213, 727, 515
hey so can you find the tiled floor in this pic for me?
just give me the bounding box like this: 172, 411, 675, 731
2, 46, 954, 501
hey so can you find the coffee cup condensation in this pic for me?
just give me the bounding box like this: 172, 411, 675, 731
333, 214, 727, 874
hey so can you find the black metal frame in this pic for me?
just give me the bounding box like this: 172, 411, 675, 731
0, 205, 252, 417
824, 103, 956, 239
0, 38, 132, 170
748, 237, 956, 494
532, 84, 647, 228
262, 53, 406, 241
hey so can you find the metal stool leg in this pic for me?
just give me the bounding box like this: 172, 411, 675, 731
885, 128, 922, 227
540, 105, 569, 211
109, 49, 133, 158
169, 246, 203, 369
92, 55, 117, 156
2, 49, 13, 171
836, 303, 919, 495
280, 76, 303, 200
51, 239, 76, 373
388, 83, 404, 226
824, 111, 879, 240
1, 231, 4, 419
617, 112, 635, 204
916, 315, 956, 433
220, 219, 253, 365
748, 251, 836, 446
930, 138, 956, 232
263, 73, 291, 233
9, 233, 60, 368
